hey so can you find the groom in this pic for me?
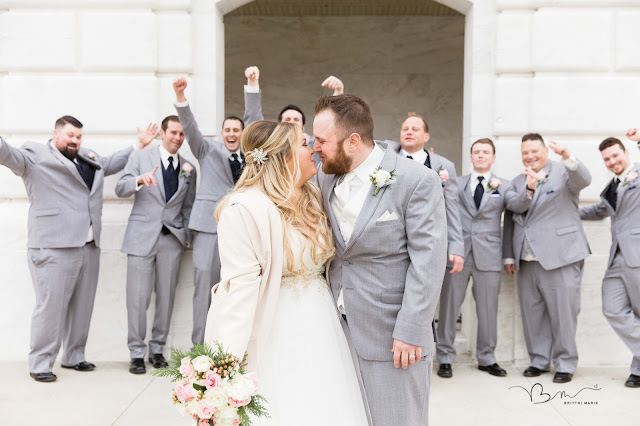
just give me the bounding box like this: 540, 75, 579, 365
314, 94, 448, 425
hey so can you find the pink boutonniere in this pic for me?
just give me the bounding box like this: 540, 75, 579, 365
535, 170, 550, 188
623, 171, 638, 186
87, 152, 98, 162
180, 163, 193, 178
437, 167, 449, 185
488, 178, 501, 193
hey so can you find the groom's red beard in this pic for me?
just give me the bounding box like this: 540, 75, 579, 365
321, 142, 352, 175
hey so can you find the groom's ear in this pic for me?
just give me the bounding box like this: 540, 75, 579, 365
346, 132, 362, 152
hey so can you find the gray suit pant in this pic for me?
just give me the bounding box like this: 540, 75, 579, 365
27, 242, 100, 373
518, 260, 583, 373
602, 253, 640, 375
127, 233, 183, 358
191, 231, 221, 345
437, 252, 501, 365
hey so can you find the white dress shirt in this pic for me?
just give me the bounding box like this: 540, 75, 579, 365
159, 145, 179, 171
331, 144, 385, 314
470, 171, 491, 195
400, 148, 427, 165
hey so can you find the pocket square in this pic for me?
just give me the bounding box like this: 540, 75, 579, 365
490, 193, 500, 197
545, 190, 555, 195
377, 210, 399, 222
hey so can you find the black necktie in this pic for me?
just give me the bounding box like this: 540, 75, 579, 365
424, 152, 432, 169
406, 155, 413, 160
74, 160, 94, 190
229, 153, 242, 183
606, 178, 620, 210
474, 176, 485, 209
163, 156, 178, 202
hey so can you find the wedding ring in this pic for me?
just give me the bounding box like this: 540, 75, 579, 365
409, 354, 416, 359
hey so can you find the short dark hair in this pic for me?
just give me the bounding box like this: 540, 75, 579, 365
521, 133, 545, 146
222, 115, 245, 130
599, 137, 626, 152
315, 94, 374, 145
161, 115, 181, 132
471, 138, 495, 154
55, 115, 83, 129
406, 112, 429, 133
278, 104, 306, 125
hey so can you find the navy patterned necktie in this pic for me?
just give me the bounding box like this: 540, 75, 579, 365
474, 176, 485, 209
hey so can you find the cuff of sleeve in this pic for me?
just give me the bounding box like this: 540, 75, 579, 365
174, 100, 189, 108
562, 154, 578, 170
244, 85, 260, 93
503, 258, 515, 265
135, 181, 143, 191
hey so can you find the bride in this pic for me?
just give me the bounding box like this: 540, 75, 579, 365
204, 120, 368, 425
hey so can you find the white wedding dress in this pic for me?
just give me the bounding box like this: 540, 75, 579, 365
254, 227, 368, 425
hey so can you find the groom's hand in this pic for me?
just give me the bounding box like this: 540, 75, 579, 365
392, 339, 422, 369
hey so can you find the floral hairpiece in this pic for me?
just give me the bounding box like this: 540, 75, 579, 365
249, 148, 268, 165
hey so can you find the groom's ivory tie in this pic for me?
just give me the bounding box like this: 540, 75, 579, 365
333, 173, 358, 243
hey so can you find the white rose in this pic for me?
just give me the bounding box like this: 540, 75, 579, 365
185, 399, 200, 416
374, 169, 391, 186
192, 355, 213, 373
226, 376, 256, 401
204, 385, 228, 409
216, 405, 240, 425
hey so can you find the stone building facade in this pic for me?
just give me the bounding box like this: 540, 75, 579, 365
1, 0, 638, 369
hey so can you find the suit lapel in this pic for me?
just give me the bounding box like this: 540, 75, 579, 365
524, 162, 551, 222
49, 143, 87, 188
477, 173, 494, 213
616, 164, 640, 213
151, 147, 166, 202
224, 153, 234, 183
344, 148, 397, 252
460, 174, 475, 214
600, 179, 616, 216
167, 156, 185, 204
322, 173, 345, 251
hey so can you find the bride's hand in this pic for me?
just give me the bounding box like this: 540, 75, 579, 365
392, 339, 422, 369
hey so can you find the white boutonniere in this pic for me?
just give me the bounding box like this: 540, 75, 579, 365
488, 178, 501, 193
87, 152, 98, 162
535, 170, 549, 188
369, 166, 396, 196
623, 171, 638, 186
180, 162, 193, 178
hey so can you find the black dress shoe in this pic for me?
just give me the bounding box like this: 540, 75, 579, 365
437, 363, 453, 378
523, 366, 549, 377
478, 363, 507, 377
553, 372, 573, 383
30, 372, 57, 382
129, 358, 146, 374
149, 353, 169, 368
61, 361, 96, 371
625, 374, 640, 388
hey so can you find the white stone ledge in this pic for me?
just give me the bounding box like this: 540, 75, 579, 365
530, 75, 640, 135
532, 9, 613, 72
80, 11, 158, 71
0, 1, 191, 10
0, 11, 76, 71
616, 10, 640, 71
496, 11, 533, 73
4, 75, 159, 133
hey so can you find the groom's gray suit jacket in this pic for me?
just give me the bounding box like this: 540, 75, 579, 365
115, 146, 196, 256
0, 137, 132, 248
318, 146, 448, 360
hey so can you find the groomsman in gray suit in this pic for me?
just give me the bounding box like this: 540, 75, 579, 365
381, 113, 464, 378
314, 95, 448, 425
504, 133, 591, 384
579, 137, 640, 388
116, 116, 196, 374
436, 138, 513, 377
172, 67, 263, 345
0, 116, 147, 382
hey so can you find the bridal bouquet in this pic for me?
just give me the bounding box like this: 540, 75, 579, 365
152, 343, 268, 425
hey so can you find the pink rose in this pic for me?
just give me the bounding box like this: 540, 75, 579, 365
242, 372, 259, 396
198, 405, 216, 420
438, 169, 449, 182
87, 152, 97, 161
175, 381, 196, 403
490, 178, 501, 189
182, 163, 194, 173
535, 170, 548, 180
204, 371, 222, 390
180, 357, 195, 379
627, 171, 638, 182
228, 397, 251, 408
